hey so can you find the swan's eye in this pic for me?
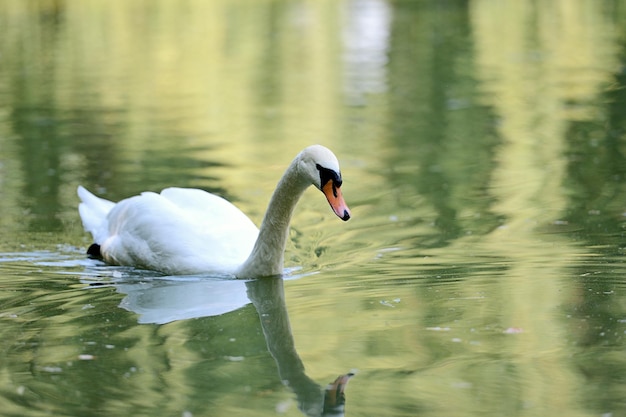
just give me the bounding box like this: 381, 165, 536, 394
316, 164, 342, 191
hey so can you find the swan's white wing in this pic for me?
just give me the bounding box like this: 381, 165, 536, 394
101, 188, 258, 275
159, 187, 253, 226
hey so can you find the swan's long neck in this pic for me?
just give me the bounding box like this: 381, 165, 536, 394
237, 159, 309, 278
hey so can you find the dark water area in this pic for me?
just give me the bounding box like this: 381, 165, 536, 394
1, 1, 626, 416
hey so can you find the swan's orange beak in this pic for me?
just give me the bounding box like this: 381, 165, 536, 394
322, 180, 350, 221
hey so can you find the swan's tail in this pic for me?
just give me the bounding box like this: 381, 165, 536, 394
77, 186, 115, 243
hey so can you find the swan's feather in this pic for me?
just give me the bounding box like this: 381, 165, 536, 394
77, 186, 116, 243
78, 187, 258, 275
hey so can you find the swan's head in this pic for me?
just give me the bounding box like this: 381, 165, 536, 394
298, 145, 351, 221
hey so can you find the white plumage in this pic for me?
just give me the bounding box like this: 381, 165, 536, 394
78, 186, 258, 275
77, 145, 350, 278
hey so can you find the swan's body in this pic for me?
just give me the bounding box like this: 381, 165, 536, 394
77, 145, 350, 278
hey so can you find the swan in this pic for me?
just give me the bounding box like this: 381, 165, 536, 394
77, 145, 350, 278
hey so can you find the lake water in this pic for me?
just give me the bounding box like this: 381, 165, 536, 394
1, 1, 626, 416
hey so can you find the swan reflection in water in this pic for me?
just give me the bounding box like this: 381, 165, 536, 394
96, 275, 353, 417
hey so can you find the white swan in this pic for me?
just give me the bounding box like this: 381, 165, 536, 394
77, 145, 350, 278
